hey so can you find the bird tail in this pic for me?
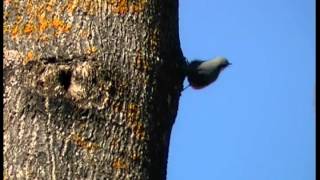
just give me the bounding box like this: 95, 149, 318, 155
182, 84, 190, 91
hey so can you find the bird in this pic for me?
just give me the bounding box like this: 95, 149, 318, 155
185, 56, 231, 90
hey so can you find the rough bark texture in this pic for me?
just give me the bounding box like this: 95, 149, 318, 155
3, 0, 185, 179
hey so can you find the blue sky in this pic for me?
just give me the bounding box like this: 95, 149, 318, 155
167, 0, 315, 180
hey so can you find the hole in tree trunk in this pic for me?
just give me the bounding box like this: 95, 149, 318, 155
58, 70, 72, 91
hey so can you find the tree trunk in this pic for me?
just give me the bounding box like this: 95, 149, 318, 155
3, 0, 185, 179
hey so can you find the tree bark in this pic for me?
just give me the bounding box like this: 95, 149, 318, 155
3, 0, 185, 179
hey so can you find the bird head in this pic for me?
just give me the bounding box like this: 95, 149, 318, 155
212, 56, 231, 70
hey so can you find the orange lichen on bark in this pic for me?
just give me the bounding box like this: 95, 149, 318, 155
10, 25, 19, 38
4, 1, 73, 41
65, 0, 97, 16
24, 22, 35, 35
38, 14, 72, 36
3, 24, 9, 34
10, 15, 24, 39
112, 159, 128, 169
86, 46, 98, 54
52, 17, 72, 35
66, 1, 78, 16
135, 50, 150, 72
112, 0, 129, 14
66, 0, 79, 15
131, 121, 145, 141
127, 103, 146, 141
39, 34, 50, 42
82, 0, 94, 14
108, 0, 147, 15
38, 13, 49, 33
45, 0, 54, 12
70, 133, 100, 152
23, 51, 36, 65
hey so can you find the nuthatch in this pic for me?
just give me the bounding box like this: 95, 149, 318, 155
185, 56, 231, 90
